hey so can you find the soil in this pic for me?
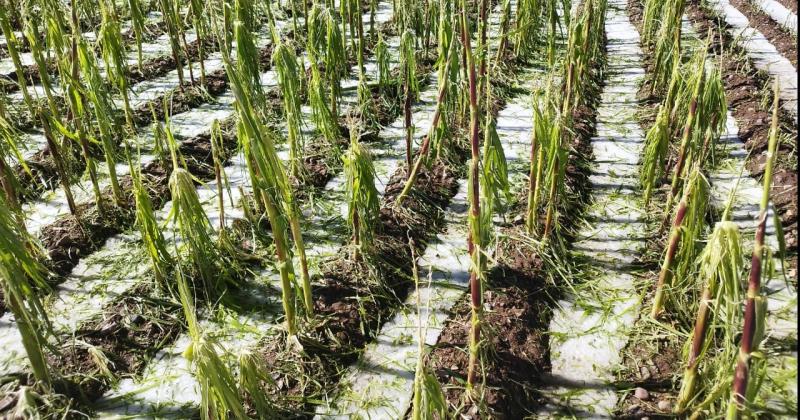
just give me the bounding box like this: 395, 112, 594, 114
131, 68, 229, 126
50, 283, 184, 401
127, 37, 221, 84
728, 0, 798, 68
428, 230, 553, 418
616, 315, 683, 418
13, 140, 85, 203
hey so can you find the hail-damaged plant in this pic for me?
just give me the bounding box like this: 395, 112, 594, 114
0, 115, 28, 219
480, 77, 509, 226
494, 0, 511, 65
209, 120, 232, 239
77, 37, 125, 206
343, 122, 379, 260
166, 122, 237, 299
309, 4, 347, 117
273, 41, 306, 179
238, 351, 276, 415
221, 40, 313, 329
38, 110, 78, 216
640, 103, 671, 207
729, 81, 785, 419
400, 29, 419, 171
127, 0, 147, 70
129, 149, 174, 292
459, 0, 484, 392
0, 193, 55, 385
526, 88, 558, 234
21, 12, 59, 118
661, 47, 726, 228
0, 3, 36, 116
60, 0, 107, 214
189, 0, 209, 86
307, 5, 342, 146
514, 0, 559, 61
395, 35, 458, 205
151, 102, 169, 161
651, 166, 709, 319
99, 0, 135, 129
640, 0, 667, 44
176, 264, 246, 420
235, 0, 267, 115
158, 0, 186, 88
648, 0, 684, 94
675, 221, 743, 414
375, 34, 391, 89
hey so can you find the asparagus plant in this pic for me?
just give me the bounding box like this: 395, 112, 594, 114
130, 156, 174, 291
127, 0, 147, 71
99, 0, 135, 129
651, 166, 709, 319
273, 41, 306, 179
675, 221, 743, 414
0, 2, 37, 116
729, 81, 783, 419
176, 264, 246, 420
400, 29, 419, 172
0, 193, 55, 386
343, 123, 379, 260
459, 0, 483, 391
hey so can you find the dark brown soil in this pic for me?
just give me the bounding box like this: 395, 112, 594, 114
127, 37, 221, 85
728, 0, 798, 68
50, 283, 184, 401
428, 229, 553, 418
616, 319, 683, 418
131, 68, 229, 126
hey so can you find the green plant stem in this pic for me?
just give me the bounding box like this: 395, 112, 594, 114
729, 81, 780, 418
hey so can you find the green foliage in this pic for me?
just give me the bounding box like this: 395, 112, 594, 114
130, 152, 174, 291
343, 126, 379, 257
77, 38, 125, 204
400, 29, 419, 101
166, 125, 237, 298
480, 115, 509, 243
0, 194, 54, 385
375, 34, 390, 88
666, 168, 710, 319
272, 42, 305, 178
127, 0, 147, 69
176, 266, 245, 420
640, 105, 670, 206
648, 0, 685, 94
99, 0, 134, 127
675, 221, 743, 415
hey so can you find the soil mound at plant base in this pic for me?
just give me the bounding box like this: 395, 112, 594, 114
428, 226, 553, 418
49, 283, 183, 402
